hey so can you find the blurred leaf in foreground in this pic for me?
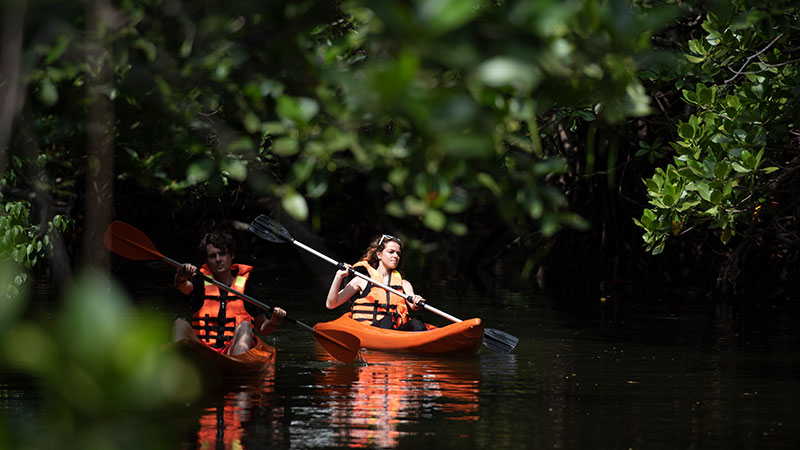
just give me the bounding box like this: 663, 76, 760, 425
0, 268, 202, 450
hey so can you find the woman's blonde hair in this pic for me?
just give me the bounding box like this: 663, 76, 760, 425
360, 234, 403, 268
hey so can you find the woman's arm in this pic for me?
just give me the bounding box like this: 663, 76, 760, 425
326, 267, 364, 309
402, 280, 424, 311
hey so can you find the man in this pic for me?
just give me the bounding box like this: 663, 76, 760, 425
172, 230, 285, 355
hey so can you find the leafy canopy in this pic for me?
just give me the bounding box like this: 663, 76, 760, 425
635, 1, 796, 254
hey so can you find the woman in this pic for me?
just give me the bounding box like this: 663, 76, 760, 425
326, 234, 426, 331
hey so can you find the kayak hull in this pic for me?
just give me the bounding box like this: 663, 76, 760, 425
314, 314, 483, 355
172, 335, 276, 378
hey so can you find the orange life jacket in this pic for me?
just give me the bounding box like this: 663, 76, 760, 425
350, 261, 409, 328
191, 264, 256, 349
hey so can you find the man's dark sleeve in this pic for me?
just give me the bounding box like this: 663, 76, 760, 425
187, 277, 205, 313
242, 282, 268, 318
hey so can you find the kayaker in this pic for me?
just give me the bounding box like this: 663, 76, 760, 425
172, 230, 286, 355
325, 234, 426, 331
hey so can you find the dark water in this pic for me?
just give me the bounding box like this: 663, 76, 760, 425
4, 268, 800, 449
164, 274, 800, 450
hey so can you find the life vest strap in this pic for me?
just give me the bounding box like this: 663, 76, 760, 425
192, 314, 237, 348
351, 301, 402, 325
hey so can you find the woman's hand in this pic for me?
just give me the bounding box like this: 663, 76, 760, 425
335, 263, 352, 279
409, 294, 425, 310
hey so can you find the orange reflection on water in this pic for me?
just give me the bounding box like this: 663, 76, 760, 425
194, 365, 277, 450
317, 349, 481, 448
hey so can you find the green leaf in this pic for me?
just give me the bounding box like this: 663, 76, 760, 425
741, 150, 754, 168
685, 54, 705, 63
475, 57, 539, 91
442, 193, 469, 214
710, 190, 722, 205
403, 196, 428, 216
39, 79, 59, 106
696, 182, 712, 201
683, 90, 698, 104
713, 161, 730, 179
687, 160, 706, 178
698, 85, 713, 104
688, 39, 703, 55
476, 173, 502, 197
45, 35, 70, 65
133, 38, 157, 62
290, 157, 315, 185
276, 96, 319, 125
423, 209, 447, 231
722, 179, 734, 197
446, 221, 468, 236
243, 112, 261, 134
305, 174, 329, 199
186, 159, 214, 184
261, 122, 287, 135
677, 199, 700, 212
706, 31, 721, 46
282, 191, 308, 220
385, 200, 405, 218
732, 162, 750, 173
638, 210, 655, 230
751, 83, 764, 99
678, 122, 695, 139
710, 133, 732, 144
221, 159, 247, 181
272, 137, 300, 156
418, 0, 480, 34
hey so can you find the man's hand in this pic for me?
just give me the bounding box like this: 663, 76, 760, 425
270, 307, 286, 325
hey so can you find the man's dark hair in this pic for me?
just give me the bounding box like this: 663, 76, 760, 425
197, 231, 236, 258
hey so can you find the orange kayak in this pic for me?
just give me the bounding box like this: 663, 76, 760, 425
172, 335, 276, 378
313, 314, 483, 355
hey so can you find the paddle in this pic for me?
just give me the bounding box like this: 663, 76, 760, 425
103, 220, 361, 364
249, 215, 519, 353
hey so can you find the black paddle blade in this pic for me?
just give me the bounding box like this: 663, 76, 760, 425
482, 328, 519, 353
249, 215, 294, 243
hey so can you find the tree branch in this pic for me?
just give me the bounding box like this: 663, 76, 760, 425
725, 33, 784, 85
0, 0, 27, 177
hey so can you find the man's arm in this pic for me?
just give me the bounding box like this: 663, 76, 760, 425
257, 308, 286, 335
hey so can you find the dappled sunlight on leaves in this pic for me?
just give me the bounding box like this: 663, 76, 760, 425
635, 3, 796, 254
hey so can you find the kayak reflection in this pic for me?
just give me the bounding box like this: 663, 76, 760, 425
192, 366, 279, 450
316, 350, 481, 448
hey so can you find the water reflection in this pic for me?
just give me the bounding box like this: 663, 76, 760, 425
315, 348, 483, 448
189, 366, 279, 450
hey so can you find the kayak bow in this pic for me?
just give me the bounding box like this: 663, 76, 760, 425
171, 335, 276, 378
